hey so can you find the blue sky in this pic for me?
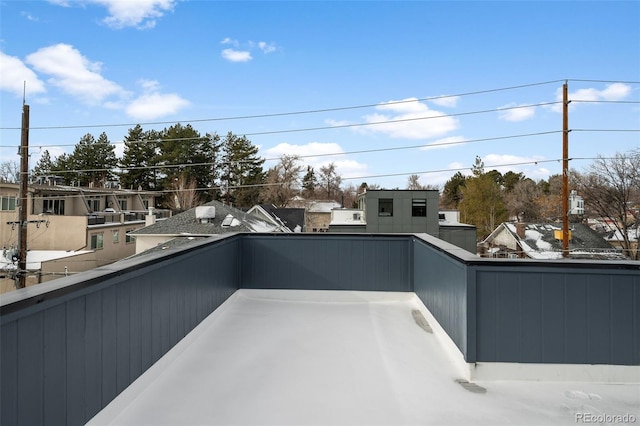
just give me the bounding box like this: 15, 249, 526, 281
1, 0, 639, 190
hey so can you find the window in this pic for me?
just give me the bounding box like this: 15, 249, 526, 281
378, 199, 393, 216
113, 230, 119, 244
90, 233, 104, 250
1, 196, 17, 211
412, 199, 427, 217
43, 198, 65, 215
87, 198, 100, 212
126, 230, 136, 244
118, 198, 127, 211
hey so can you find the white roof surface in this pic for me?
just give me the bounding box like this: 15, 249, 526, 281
89, 289, 639, 426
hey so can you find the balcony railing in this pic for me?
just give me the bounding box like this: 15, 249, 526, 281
1, 233, 639, 425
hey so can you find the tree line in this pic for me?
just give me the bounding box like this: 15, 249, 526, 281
440, 151, 639, 258
15, 123, 351, 210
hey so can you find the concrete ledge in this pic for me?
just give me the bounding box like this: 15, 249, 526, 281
469, 362, 640, 383
414, 294, 640, 384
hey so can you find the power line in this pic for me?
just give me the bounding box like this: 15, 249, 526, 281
571, 100, 640, 104
7, 101, 563, 149
30, 130, 563, 175
567, 79, 640, 84
26, 156, 613, 200
0, 79, 566, 131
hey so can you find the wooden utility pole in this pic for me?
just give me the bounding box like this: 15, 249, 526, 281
562, 82, 570, 258
17, 102, 30, 288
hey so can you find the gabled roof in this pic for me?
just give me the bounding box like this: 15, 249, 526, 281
131, 200, 279, 236
485, 222, 626, 260
254, 204, 305, 232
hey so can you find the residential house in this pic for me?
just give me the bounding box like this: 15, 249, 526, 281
289, 198, 342, 232
602, 225, 639, 260
130, 200, 283, 254
328, 189, 477, 253
480, 221, 626, 259
0, 183, 167, 292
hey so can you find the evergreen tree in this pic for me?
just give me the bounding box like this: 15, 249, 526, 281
219, 132, 265, 207
302, 166, 317, 198
157, 124, 221, 202
120, 125, 159, 190
31, 150, 54, 179
442, 171, 466, 208
67, 132, 117, 187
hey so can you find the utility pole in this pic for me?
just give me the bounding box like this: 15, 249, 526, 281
17, 100, 30, 288
562, 81, 570, 258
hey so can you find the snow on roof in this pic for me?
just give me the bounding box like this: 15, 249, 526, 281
89, 289, 637, 426
1, 250, 92, 270
502, 222, 626, 260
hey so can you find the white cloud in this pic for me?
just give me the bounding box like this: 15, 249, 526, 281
550, 83, 632, 112
49, 0, 176, 29
125, 79, 189, 119
482, 153, 548, 178
25, 43, 126, 105
430, 95, 459, 108
419, 136, 467, 151
498, 103, 536, 122
221, 48, 252, 62
264, 142, 368, 179
356, 98, 459, 139
258, 42, 276, 54
21, 11, 40, 21
220, 38, 278, 62
0, 51, 46, 97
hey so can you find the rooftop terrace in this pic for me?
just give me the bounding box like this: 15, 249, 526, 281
1, 233, 639, 425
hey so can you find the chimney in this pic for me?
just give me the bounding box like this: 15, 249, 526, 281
145, 207, 156, 226
516, 222, 526, 239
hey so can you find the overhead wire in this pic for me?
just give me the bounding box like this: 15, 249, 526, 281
5, 101, 563, 149
23, 155, 618, 200
28, 130, 563, 175
0, 79, 567, 131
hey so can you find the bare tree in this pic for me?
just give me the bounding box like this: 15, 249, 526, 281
260, 155, 303, 207
167, 174, 200, 212
575, 150, 640, 259
0, 160, 20, 183
407, 174, 423, 190
318, 162, 342, 200
506, 178, 541, 222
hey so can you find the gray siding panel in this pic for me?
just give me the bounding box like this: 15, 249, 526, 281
43, 304, 67, 425
475, 267, 640, 365
241, 235, 411, 292
18, 313, 44, 425
1, 321, 18, 426
1, 235, 241, 426
413, 238, 468, 357
611, 276, 635, 365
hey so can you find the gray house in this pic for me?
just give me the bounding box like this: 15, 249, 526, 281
329, 189, 477, 253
